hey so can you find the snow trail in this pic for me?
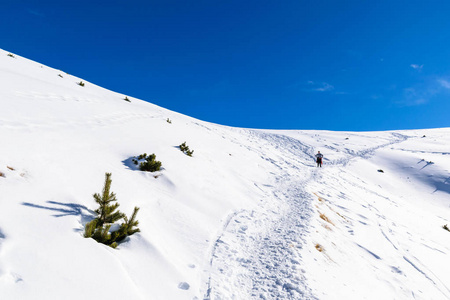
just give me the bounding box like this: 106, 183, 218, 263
204, 130, 320, 299
203, 130, 413, 299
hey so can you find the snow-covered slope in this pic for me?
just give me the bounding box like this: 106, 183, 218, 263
1, 49, 449, 300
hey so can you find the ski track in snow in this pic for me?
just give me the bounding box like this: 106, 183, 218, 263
203, 131, 413, 299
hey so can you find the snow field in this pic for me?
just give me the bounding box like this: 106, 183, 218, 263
1, 48, 449, 299
303, 130, 450, 300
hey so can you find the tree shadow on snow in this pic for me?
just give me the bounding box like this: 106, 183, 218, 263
121, 156, 165, 173
433, 177, 450, 194
22, 201, 95, 231
122, 157, 139, 171
418, 159, 434, 170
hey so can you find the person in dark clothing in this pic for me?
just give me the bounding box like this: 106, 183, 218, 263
315, 151, 323, 167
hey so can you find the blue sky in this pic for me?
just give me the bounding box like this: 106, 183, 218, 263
3, 1, 450, 130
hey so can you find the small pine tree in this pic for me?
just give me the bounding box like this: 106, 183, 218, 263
134, 153, 162, 172
7, 53, 15, 58
78, 81, 85, 87
124, 96, 131, 102
167, 118, 172, 124
93, 173, 125, 226
84, 173, 141, 249
179, 142, 194, 157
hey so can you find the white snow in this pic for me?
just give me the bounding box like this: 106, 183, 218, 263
0, 49, 449, 299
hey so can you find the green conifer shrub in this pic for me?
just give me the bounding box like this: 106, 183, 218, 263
111, 207, 140, 243
7, 53, 15, 58
179, 142, 194, 157
443, 224, 450, 232
133, 153, 162, 172
84, 173, 141, 248
166, 118, 172, 124
78, 81, 85, 87
93, 173, 125, 226
83, 219, 98, 238
124, 96, 131, 102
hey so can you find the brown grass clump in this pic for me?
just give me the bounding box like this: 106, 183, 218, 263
7, 166, 15, 171
320, 213, 334, 226
0, 172, 5, 177
315, 244, 324, 252
313, 192, 324, 202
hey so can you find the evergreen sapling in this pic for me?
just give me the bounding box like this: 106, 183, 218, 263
84, 173, 140, 248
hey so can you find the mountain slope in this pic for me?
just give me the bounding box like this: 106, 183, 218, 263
1, 49, 449, 299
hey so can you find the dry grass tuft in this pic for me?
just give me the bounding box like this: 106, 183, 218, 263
0, 172, 5, 177
7, 166, 15, 171
320, 213, 334, 226
313, 192, 324, 202
315, 244, 324, 252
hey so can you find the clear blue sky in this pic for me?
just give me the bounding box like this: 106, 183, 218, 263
3, 1, 450, 130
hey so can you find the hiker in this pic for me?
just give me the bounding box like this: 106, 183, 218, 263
315, 151, 323, 167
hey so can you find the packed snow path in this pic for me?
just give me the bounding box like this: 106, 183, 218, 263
204, 131, 317, 299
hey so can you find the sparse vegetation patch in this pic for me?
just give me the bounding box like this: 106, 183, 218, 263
443, 224, 450, 232
78, 81, 85, 87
